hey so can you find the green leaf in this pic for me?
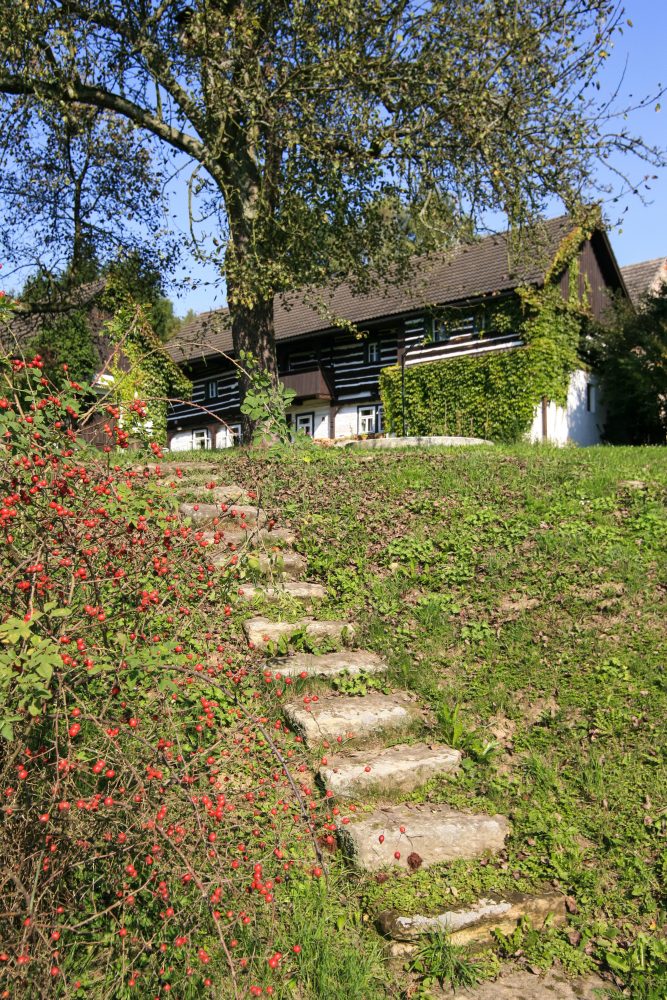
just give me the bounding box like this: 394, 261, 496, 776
36, 663, 53, 682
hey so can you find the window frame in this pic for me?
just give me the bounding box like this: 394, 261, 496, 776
191, 428, 211, 450
294, 411, 316, 437
205, 379, 218, 401
357, 403, 383, 435
366, 340, 381, 364
432, 310, 484, 343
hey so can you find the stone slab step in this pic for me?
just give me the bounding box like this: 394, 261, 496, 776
435, 968, 606, 1000
179, 502, 267, 527
266, 650, 387, 679
172, 485, 254, 503
203, 527, 297, 556
237, 581, 326, 604
130, 462, 220, 475
250, 550, 307, 579
283, 692, 419, 746
319, 742, 461, 797
379, 891, 566, 948
243, 616, 355, 650
338, 803, 509, 871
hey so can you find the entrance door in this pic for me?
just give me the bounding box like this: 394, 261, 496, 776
295, 412, 315, 437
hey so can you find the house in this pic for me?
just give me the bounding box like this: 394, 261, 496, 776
166, 214, 629, 449
620, 257, 667, 307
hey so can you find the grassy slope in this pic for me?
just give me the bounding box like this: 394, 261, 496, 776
168, 443, 667, 993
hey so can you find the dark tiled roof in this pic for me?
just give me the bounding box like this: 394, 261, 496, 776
168, 215, 575, 364
620, 258, 667, 305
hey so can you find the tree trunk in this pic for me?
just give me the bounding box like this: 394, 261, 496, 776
228, 291, 279, 441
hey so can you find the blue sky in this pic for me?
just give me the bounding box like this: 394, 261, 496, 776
594, 0, 667, 266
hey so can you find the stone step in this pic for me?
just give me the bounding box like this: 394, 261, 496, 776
338, 803, 509, 871
243, 616, 355, 650
203, 527, 297, 556
172, 485, 254, 503
179, 502, 268, 528
266, 649, 387, 679
130, 462, 220, 475
237, 581, 327, 605
283, 692, 419, 746
378, 891, 566, 949
251, 550, 307, 579
319, 742, 461, 797
434, 968, 606, 1000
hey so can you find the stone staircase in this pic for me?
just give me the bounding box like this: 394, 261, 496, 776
156, 461, 571, 984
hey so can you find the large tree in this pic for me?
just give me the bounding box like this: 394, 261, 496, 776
0, 1, 662, 391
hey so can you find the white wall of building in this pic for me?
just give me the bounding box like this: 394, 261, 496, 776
333, 405, 359, 438
169, 428, 211, 451
528, 370, 605, 446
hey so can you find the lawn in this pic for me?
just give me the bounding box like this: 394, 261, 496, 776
168, 442, 667, 996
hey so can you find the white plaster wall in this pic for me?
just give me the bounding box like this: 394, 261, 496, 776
527, 370, 604, 446
565, 370, 605, 446
528, 400, 568, 445
333, 405, 360, 439
170, 429, 196, 451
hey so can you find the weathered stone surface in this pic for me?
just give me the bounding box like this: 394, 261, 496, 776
179, 502, 267, 527
176, 485, 253, 503
237, 581, 327, 604
338, 435, 493, 449
379, 892, 566, 946
436, 967, 607, 999
266, 650, 387, 679
203, 526, 296, 556
243, 616, 355, 649
339, 803, 509, 871
131, 462, 219, 474
253, 550, 307, 579
319, 742, 460, 797
283, 692, 419, 746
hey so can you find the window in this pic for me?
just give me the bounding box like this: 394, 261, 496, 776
192, 428, 211, 450
205, 379, 218, 400
586, 383, 596, 413
216, 423, 242, 449
366, 341, 381, 364
294, 412, 315, 437
432, 312, 482, 343
357, 404, 383, 435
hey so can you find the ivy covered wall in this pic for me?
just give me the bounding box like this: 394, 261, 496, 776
380, 218, 599, 442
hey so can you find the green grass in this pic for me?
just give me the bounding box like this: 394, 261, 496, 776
150, 442, 667, 994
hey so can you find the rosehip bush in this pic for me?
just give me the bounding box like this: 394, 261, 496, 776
0, 358, 327, 998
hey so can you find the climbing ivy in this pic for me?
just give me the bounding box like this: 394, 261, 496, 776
381, 223, 596, 442
103, 286, 191, 445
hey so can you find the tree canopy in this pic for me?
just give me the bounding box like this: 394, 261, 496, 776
588, 282, 667, 444
0, 0, 662, 383
0, 101, 173, 286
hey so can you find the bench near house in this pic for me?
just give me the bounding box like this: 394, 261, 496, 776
166, 214, 629, 450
